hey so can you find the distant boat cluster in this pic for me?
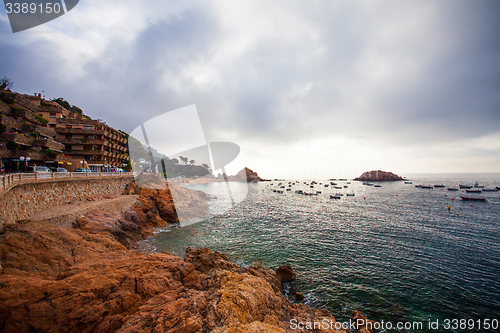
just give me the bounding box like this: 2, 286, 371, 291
265, 179, 390, 199
266, 180, 498, 203
412, 181, 498, 202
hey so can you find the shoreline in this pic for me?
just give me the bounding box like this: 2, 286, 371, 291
0, 180, 374, 332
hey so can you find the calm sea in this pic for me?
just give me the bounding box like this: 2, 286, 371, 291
142, 173, 500, 332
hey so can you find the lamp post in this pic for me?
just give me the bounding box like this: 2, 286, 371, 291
19, 156, 30, 172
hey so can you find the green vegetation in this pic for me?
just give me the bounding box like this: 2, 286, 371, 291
0, 123, 6, 133
43, 148, 58, 158
35, 113, 49, 126
0, 97, 15, 105
30, 131, 40, 139
6, 141, 20, 152
52, 97, 83, 115
0, 77, 13, 91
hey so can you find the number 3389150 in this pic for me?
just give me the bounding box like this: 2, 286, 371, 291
5, 3, 62, 14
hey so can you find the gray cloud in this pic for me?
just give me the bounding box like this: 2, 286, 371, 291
1, 0, 499, 174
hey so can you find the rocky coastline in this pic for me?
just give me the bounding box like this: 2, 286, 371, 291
0, 178, 374, 333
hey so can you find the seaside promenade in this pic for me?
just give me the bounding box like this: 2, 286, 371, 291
0, 171, 134, 195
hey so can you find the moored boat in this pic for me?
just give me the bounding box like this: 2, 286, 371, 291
482, 188, 498, 192
404, 181, 412, 184
420, 185, 433, 189
459, 184, 473, 189
465, 189, 482, 193
461, 196, 486, 202
330, 195, 341, 199
434, 184, 446, 188
447, 187, 459, 191
346, 193, 355, 196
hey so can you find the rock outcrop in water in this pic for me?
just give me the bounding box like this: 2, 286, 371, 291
354, 170, 404, 181
216, 167, 268, 182
0, 181, 351, 333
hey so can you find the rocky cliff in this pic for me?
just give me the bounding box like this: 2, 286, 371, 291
0, 180, 372, 333
354, 170, 404, 181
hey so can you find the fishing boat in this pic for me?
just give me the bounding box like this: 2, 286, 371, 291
482, 188, 498, 192
420, 185, 433, 189
330, 195, 341, 199
465, 189, 482, 193
295, 190, 303, 194
405, 181, 412, 184
374, 184, 382, 187
460, 196, 486, 202
447, 187, 459, 191
459, 184, 473, 189
346, 193, 355, 196
434, 184, 446, 188
415, 184, 422, 188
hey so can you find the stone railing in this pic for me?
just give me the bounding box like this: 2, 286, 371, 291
0, 171, 135, 195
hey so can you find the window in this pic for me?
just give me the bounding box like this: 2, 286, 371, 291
50, 113, 56, 118
84, 126, 93, 130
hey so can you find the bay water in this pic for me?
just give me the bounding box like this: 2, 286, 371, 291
142, 173, 500, 332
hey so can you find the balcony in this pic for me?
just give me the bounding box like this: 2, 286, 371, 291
0, 115, 23, 131
63, 149, 104, 156
56, 128, 105, 135
0, 133, 34, 146
22, 124, 56, 139
0, 149, 63, 161
59, 138, 105, 145
32, 138, 65, 152
11, 108, 44, 126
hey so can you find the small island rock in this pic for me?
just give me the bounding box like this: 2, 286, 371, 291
354, 170, 404, 181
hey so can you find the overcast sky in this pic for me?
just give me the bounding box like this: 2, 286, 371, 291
1, 0, 499, 178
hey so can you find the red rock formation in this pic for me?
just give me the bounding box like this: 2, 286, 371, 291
354, 170, 404, 181
0, 182, 350, 333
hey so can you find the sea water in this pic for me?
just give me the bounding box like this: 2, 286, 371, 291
142, 173, 500, 332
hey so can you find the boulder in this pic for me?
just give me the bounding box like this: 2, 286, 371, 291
276, 264, 296, 284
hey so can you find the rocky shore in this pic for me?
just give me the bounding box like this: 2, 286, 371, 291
354, 170, 404, 181
0, 179, 373, 333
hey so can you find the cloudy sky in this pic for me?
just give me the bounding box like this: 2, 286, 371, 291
1, 0, 499, 178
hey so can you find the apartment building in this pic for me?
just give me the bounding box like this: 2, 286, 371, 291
55, 118, 129, 172
0, 91, 129, 172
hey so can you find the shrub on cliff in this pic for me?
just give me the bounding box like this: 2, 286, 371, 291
6, 141, 19, 152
